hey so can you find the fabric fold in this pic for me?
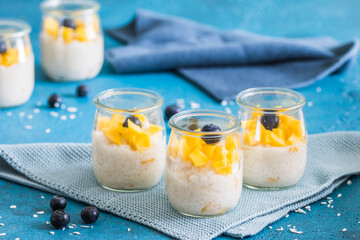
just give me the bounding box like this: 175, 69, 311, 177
0, 131, 360, 239
106, 9, 359, 101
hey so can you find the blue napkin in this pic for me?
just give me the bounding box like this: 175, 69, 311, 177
0, 131, 359, 239
105, 9, 359, 101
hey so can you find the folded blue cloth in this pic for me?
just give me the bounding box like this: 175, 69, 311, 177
0, 131, 359, 239
106, 9, 359, 101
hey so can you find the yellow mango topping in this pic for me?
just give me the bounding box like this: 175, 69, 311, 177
44, 17, 59, 39
99, 114, 161, 152
173, 130, 241, 175
62, 27, 75, 44
243, 114, 305, 147
189, 148, 209, 167
76, 26, 87, 42
0, 48, 19, 67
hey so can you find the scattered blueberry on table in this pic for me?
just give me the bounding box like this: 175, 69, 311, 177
77, 84, 89, 97
261, 114, 280, 131
48, 93, 62, 108
201, 123, 221, 144
50, 210, 71, 229
63, 18, 77, 29
165, 104, 182, 120
123, 116, 142, 128
81, 206, 100, 224
0, 41, 7, 54
50, 195, 67, 210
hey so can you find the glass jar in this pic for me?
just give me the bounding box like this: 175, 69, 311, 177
40, 0, 104, 82
0, 19, 34, 108
92, 88, 166, 192
166, 110, 242, 217
236, 87, 307, 190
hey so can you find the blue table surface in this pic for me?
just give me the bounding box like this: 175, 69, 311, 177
0, 0, 360, 239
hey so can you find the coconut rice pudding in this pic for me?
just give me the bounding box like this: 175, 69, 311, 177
237, 88, 307, 190
92, 88, 166, 191
166, 110, 242, 217
40, 0, 103, 81
0, 19, 34, 108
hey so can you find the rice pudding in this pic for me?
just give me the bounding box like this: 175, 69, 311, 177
166, 110, 242, 217
40, 1, 103, 81
92, 114, 165, 191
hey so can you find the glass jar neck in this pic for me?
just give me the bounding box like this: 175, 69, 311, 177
0, 19, 31, 40
94, 88, 164, 115
41, 0, 100, 17
169, 110, 241, 137
236, 87, 306, 113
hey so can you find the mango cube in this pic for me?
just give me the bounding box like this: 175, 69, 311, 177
146, 125, 161, 135
44, 17, 59, 39
62, 27, 75, 44
189, 148, 209, 167
225, 136, 237, 152
96, 116, 110, 131
76, 26, 87, 42
103, 127, 121, 145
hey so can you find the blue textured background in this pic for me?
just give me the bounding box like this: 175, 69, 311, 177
0, 0, 359, 239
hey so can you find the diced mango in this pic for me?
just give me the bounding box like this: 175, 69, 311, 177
76, 26, 87, 42
127, 120, 142, 135
146, 125, 162, 135
244, 130, 259, 146
202, 144, 216, 159
225, 136, 237, 152
75, 19, 85, 28
189, 148, 209, 167
96, 116, 110, 131
273, 128, 285, 139
269, 131, 287, 147
103, 127, 121, 145
111, 114, 124, 124
62, 27, 75, 44
227, 151, 241, 163
44, 17, 59, 39
215, 166, 232, 175
136, 132, 151, 152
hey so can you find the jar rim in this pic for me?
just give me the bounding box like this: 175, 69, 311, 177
0, 18, 31, 40
40, 0, 100, 17
169, 109, 241, 137
236, 87, 306, 113
93, 88, 164, 114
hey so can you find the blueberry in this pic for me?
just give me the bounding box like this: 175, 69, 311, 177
260, 114, 279, 131
201, 124, 222, 144
81, 206, 99, 224
63, 18, 77, 29
50, 195, 67, 211
48, 94, 62, 108
165, 105, 182, 120
123, 116, 142, 128
77, 85, 89, 97
0, 42, 7, 54
50, 210, 70, 229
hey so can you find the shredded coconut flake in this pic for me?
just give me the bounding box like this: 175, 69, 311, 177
295, 208, 306, 214
127, 228, 131, 232
287, 224, 291, 227
289, 228, 303, 234
36, 211, 44, 215
0, 233, 6, 236
19, 112, 25, 117
285, 214, 289, 218
24, 125, 32, 130
337, 213, 341, 216
67, 107, 78, 113
41, 196, 45, 199
327, 197, 332, 199
6, 112, 12, 116
33, 214, 38, 218
221, 100, 228, 106
50, 112, 59, 117
68, 226, 74, 229
33, 108, 40, 114
224, 107, 232, 114
80, 225, 90, 228
305, 205, 311, 211
45, 128, 51, 134
0, 223, 4, 226
276, 227, 284, 231
10, 205, 16, 209
307, 102, 313, 107
72, 232, 80, 235
347, 180, 352, 185
190, 101, 200, 109
27, 114, 33, 120
36, 101, 42, 106
342, 228, 347, 232
60, 104, 65, 109
69, 114, 76, 120
60, 115, 67, 121
316, 87, 322, 93
49, 231, 55, 235
269, 226, 272, 229
337, 194, 342, 198
46, 221, 50, 225
331, 206, 334, 209
15, 238, 20, 240
320, 202, 327, 205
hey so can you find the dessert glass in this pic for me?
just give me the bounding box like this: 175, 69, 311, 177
0, 19, 34, 108
92, 88, 166, 192
236, 87, 307, 190
166, 110, 242, 217
40, 0, 103, 82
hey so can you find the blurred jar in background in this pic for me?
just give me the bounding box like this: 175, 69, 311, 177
40, 0, 104, 82
0, 19, 34, 108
